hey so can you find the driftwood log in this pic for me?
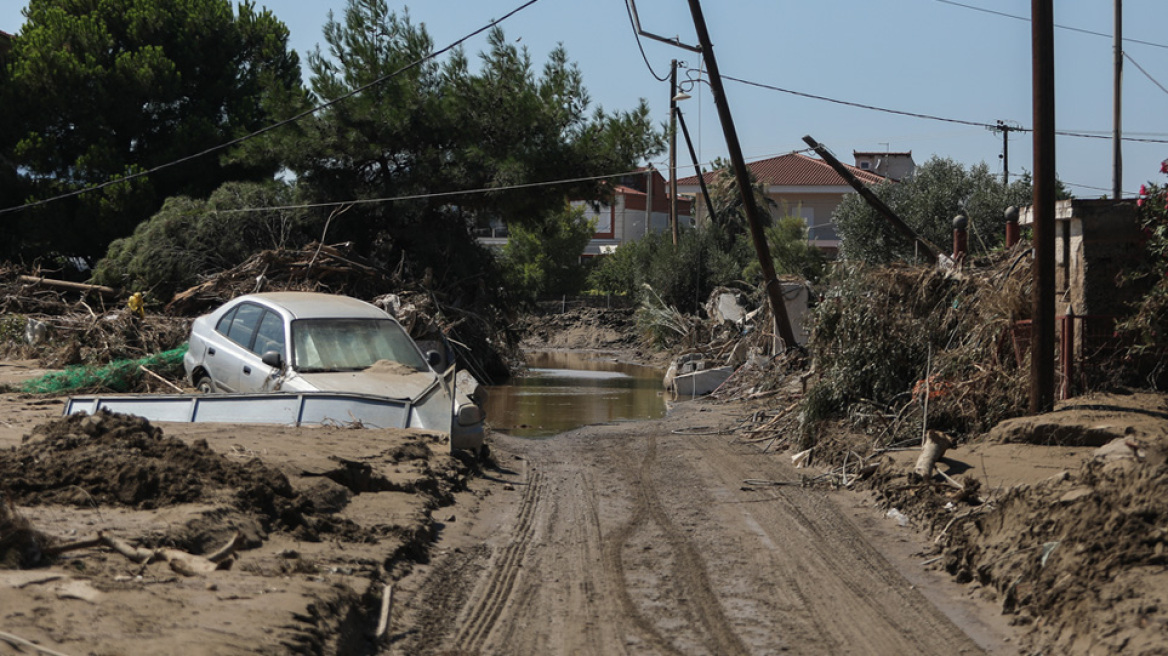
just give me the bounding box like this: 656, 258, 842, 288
914, 430, 955, 480
47, 531, 242, 577
18, 276, 119, 298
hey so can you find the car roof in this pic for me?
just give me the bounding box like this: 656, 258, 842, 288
237, 292, 390, 321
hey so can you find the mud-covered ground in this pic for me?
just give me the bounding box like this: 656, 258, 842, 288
863, 391, 1168, 656
0, 374, 478, 656
3, 314, 1168, 655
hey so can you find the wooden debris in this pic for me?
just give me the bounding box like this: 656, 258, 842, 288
914, 429, 955, 480
18, 275, 118, 298
374, 582, 395, 640
165, 242, 395, 316
49, 531, 241, 577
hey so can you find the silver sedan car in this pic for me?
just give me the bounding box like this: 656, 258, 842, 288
182, 292, 484, 452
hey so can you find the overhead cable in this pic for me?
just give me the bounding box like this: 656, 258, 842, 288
0, 0, 545, 216
721, 74, 1168, 144
1124, 52, 1168, 96
931, 0, 1168, 50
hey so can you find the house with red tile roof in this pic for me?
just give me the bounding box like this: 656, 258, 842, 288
674, 152, 889, 254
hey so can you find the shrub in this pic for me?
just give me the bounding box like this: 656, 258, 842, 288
589, 224, 748, 315
499, 204, 595, 301
92, 182, 312, 300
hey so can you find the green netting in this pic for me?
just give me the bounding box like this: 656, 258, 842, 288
20, 345, 189, 395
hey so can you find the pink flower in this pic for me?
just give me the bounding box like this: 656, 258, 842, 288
1140, 184, 1148, 196
1161, 159, 1168, 174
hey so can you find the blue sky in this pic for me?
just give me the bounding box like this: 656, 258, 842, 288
4, 0, 1167, 198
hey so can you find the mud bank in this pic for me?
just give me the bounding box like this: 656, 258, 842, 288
0, 405, 476, 655
872, 392, 1168, 655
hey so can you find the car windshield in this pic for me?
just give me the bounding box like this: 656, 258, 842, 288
291, 319, 429, 373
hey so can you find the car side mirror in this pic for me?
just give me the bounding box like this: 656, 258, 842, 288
262, 351, 284, 369
426, 350, 442, 368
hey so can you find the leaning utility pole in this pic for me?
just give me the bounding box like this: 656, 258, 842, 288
684, 0, 797, 348
1031, 0, 1057, 413
675, 108, 718, 223
803, 135, 941, 264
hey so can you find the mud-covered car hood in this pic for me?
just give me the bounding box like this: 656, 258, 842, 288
289, 362, 439, 401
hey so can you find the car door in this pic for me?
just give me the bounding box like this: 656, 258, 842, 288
237, 309, 287, 393
205, 302, 265, 392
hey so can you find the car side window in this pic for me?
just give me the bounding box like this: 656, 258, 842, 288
225, 303, 264, 349
253, 310, 285, 358
215, 307, 238, 335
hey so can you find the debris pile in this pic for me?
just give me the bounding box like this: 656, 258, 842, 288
0, 409, 470, 565
2, 411, 298, 513
164, 242, 396, 316
801, 250, 1036, 447
0, 267, 189, 369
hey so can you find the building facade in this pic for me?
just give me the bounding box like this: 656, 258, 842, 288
674, 152, 887, 254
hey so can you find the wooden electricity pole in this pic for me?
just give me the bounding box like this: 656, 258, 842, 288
1031, 0, 1057, 413
685, 0, 797, 349
670, 60, 680, 246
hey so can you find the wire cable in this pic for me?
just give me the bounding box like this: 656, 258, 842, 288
931, 0, 1168, 50
623, 0, 669, 82
196, 169, 647, 215
721, 73, 1168, 144
1125, 52, 1168, 97
0, 0, 545, 217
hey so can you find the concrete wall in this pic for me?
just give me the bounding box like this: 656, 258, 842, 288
1021, 199, 1146, 317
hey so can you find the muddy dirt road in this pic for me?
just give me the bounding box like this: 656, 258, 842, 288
393, 400, 1010, 655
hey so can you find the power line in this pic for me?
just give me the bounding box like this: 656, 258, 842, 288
623, 0, 670, 82
1064, 179, 1141, 197
207, 169, 646, 215
0, 0, 545, 217
931, 0, 1168, 50
1125, 52, 1168, 96
721, 73, 1168, 144
723, 74, 992, 129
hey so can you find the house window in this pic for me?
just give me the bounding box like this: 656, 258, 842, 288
859, 161, 871, 170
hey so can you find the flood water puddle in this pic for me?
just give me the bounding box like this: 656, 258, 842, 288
482, 351, 667, 438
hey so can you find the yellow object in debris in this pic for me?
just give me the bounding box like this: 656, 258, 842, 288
128, 292, 146, 318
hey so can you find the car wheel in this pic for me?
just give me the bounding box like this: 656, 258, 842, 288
195, 375, 216, 394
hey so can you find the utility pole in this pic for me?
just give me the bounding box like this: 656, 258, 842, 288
1113, 0, 1123, 199
669, 60, 680, 246
804, 135, 941, 264
685, 0, 797, 349
675, 107, 718, 223
989, 121, 1023, 185
1031, 0, 1057, 414
644, 169, 654, 237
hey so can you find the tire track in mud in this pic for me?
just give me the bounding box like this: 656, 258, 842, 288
698, 432, 985, 655
602, 433, 750, 656
488, 468, 613, 655
451, 468, 544, 653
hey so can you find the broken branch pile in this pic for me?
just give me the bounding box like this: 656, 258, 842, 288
165, 242, 395, 316
1, 266, 190, 368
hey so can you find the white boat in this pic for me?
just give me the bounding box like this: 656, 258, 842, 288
663, 354, 735, 396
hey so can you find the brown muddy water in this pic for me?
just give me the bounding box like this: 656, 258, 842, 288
482, 351, 667, 438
